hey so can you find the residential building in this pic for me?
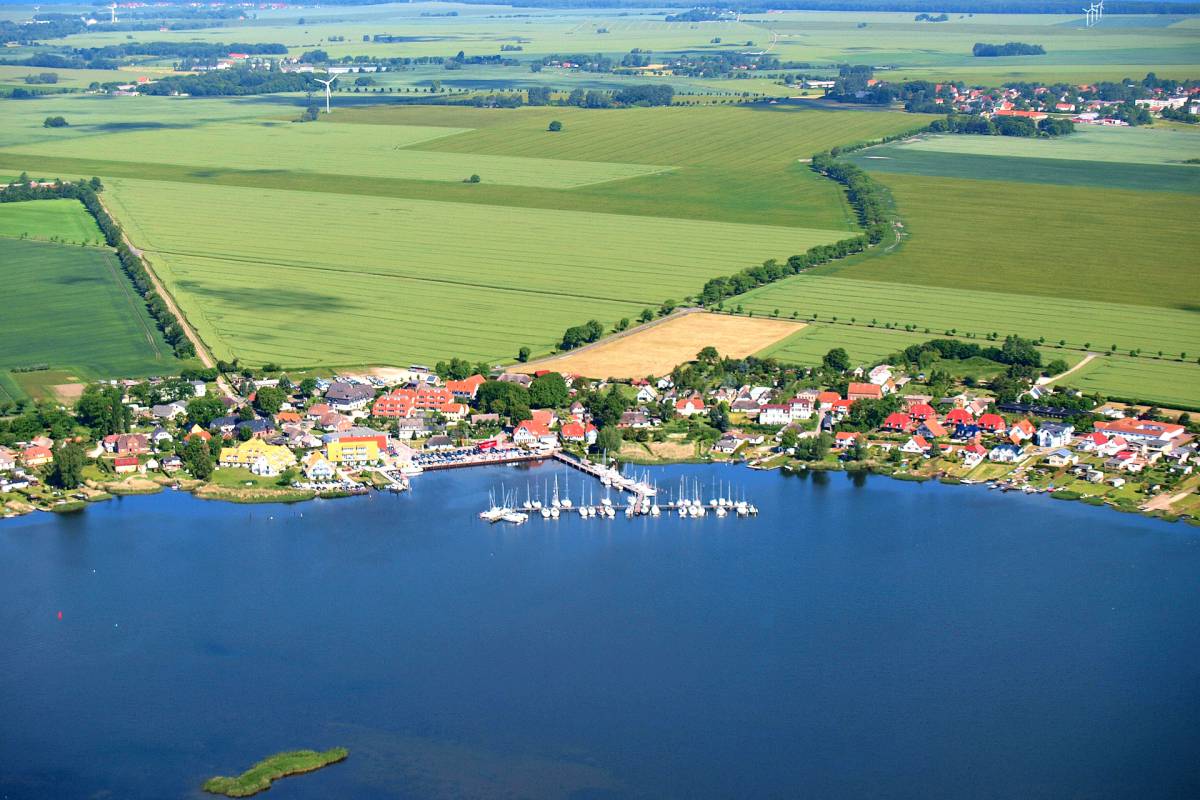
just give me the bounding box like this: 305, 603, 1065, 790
219, 439, 297, 473
325, 381, 375, 412
561, 421, 598, 445
1094, 418, 1185, 445
847, 382, 883, 402
1034, 423, 1075, 449
759, 404, 793, 426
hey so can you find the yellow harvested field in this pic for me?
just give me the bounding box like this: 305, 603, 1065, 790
514, 313, 804, 379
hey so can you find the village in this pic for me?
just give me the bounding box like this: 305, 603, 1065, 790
1, 344, 1196, 521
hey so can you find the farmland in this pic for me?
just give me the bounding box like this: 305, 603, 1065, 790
821, 172, 1200, 310
101, 176, 846, 366
1056, 355, 1200, 409
736, 274, 1200, 359
514, 312, 803, 379
0, 238, 177, 397
0, 198, 103, 243
881, 127, 1200, 167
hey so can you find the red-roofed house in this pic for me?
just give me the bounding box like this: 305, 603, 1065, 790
22, 445, 52, 467
560, 421, 598, 445
513, 419, 558, 448
1076, 431, 1109, 452
907, 403, 936, 421
816, 391, 840, 410
944, 408, 975, 426
833, 431, 861, 449
1009, 418, 1035, 443
901, 435, 930, 455
881, 412, 911, 433
847, 382, 883, 402
446, 374, 486, 399
113, 455, 140, 474
675, 396, 706, 417
1094, 418, 1185, 445
978, 413, 1006, 433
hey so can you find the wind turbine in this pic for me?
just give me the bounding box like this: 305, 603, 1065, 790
314, 76, 334, 114
108, 2, 117, 23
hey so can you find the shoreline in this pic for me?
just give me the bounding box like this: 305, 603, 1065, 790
3, 455, 1193, 528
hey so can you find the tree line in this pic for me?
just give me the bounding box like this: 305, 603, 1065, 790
973, 42, 1046, 57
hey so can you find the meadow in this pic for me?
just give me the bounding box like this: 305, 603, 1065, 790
0, 198, 103, 243
888, 127, 1200, 166
822, 172, 1200, 310
0, 238, 178, 396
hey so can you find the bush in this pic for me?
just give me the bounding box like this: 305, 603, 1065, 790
42, 116, 69, 128
548, 120, 562, 132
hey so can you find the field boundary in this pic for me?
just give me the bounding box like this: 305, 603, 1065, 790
512, 307, 706, 370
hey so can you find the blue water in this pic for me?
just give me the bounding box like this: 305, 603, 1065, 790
1, 463, 1198, 799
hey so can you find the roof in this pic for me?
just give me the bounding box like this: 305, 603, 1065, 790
1095, 418, 1184, 438
882, 412, 911, 428
817, 391, 840, 404
113, 456, 138, 466
848, 382, 882, 397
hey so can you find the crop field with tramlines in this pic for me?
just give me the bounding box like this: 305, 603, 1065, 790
1058, 356, 1200, 409
824, 173, 1200, 310
102, 176, 847, 366
0, 238, 176, 388
0, 198, 103, 243
737, 275, 1200, 359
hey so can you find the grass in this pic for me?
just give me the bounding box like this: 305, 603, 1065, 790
884, 127, 1200, 166
202, 748, 348, 797
0, 237, 177, 378
824, 172, 1200, 311
0, 198, 104, 243
99, 168, 848, 366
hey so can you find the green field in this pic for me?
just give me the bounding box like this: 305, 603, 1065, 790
1058, 354, 1200, 408
888, 127, 1200, 166
824, 172, 1200, 310
0, 198, 103, 243
102, 175, 846, 365
737, 274, 1200, 358
0, 237, 178, 386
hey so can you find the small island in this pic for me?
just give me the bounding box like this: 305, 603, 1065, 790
202, 748, 348, 797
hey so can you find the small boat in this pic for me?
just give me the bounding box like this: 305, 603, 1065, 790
502, 511, 528, 525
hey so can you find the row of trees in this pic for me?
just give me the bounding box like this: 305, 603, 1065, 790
810, 153, 892, 243
930, 112, 1074, 137
560, 319, 606, 351
972, 42, 1046, 57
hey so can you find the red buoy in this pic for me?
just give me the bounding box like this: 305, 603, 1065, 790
57, 611, 63, 620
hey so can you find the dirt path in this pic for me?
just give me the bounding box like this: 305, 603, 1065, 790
97, 194, 238, 403
1141, 479, 1197, 512
1043, 353, 1097, 386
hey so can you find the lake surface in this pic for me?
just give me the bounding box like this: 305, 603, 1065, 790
2, 463, 1198, 799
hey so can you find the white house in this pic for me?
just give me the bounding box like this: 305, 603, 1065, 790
758, 404, 792, 426
1044, 448, 1077, 468
1034, 423, 1075, 449
868, 364, 893, 386
989, 443, 1025, 463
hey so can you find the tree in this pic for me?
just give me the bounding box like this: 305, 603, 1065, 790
596, 425, 622, 456
254, 386, 286, 415
51, 442, 85, 489
639, 308, 654, 323
529, 372, 568, 408
298, 377, 318, 397
548, 120, 563, 132
696, 346, 720, 366
517, 346, 531, 363
183, 436, 213, 480
708, 401, 731, 433
822, 347, 851, 372
466, 174, 481, 183
42, 116, 69, 128
186, 395, 225, 427
475, 380, 531, 421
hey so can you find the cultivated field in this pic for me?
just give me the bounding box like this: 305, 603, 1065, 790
102, 176, 843, 366
1058, 355, 1200, 409
0, 238, 177, 388
0, 198, 103, 243
737, 275, 1200, 359
513, 312, 804, 379
891, 127, 1200, 166
8, 121, 674, 189
826, 172, 1200, 310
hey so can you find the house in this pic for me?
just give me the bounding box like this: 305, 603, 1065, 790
219, 439, 297, 473
0, 446, 16, 471
915, 419, 946, 439
618, 409, 654, 429
1044, 448, 1077, 468
944, 408, 975, 427
424, 434, 455, 451
1076, 431, 1109, 452
961, 443, 988, 468
21, 445, 53, 467
560, 421, 598, 445
237, 419, 275, 440
151, 401, 187, 421
499, 372, 534, 388
446, 374, 486, 399
830, 398, 855, 420
513, 419, 558, 448
816, 391, 840, 411
635, 385, 659, 404
325, 436, 381, 465
395, 417, 434, 439
833, 431, 861, 450
305, 403, 331, 420
906, 402, 936, 422
789, 396, 815, 420
731, 397, 762, 415
184, 424, 211, 443
471, 413, 501, 426
977, 413, 1007, 434
274, 411, 302, 426
1093, 418, 1185, 445
568, 401, 586, 422
160, 455, 183, 472
712, 433, 745, 454
190, 380, 207, 397
900, 435, 931, 456
847, 382, 883, 402
674, 396, 706, 417
319, 412, 353, 433
1034, 423, 1075, 449
113, 455, 140, 475
1008, 419, 1036, 443
208, 415, 241, 436
881, 412, 912, 433
325, 381, 375, 412
868, 365, 893, 385
988, 443, 1025, 463
758, 404, 793, 426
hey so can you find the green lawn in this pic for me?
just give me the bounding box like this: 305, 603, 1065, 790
826, 172, 1200, 310
0, 198, 104, 243
0, 237, 177, 379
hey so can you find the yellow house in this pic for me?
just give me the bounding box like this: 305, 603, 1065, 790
219, 438, 297, 473
325, 436, 380, 465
